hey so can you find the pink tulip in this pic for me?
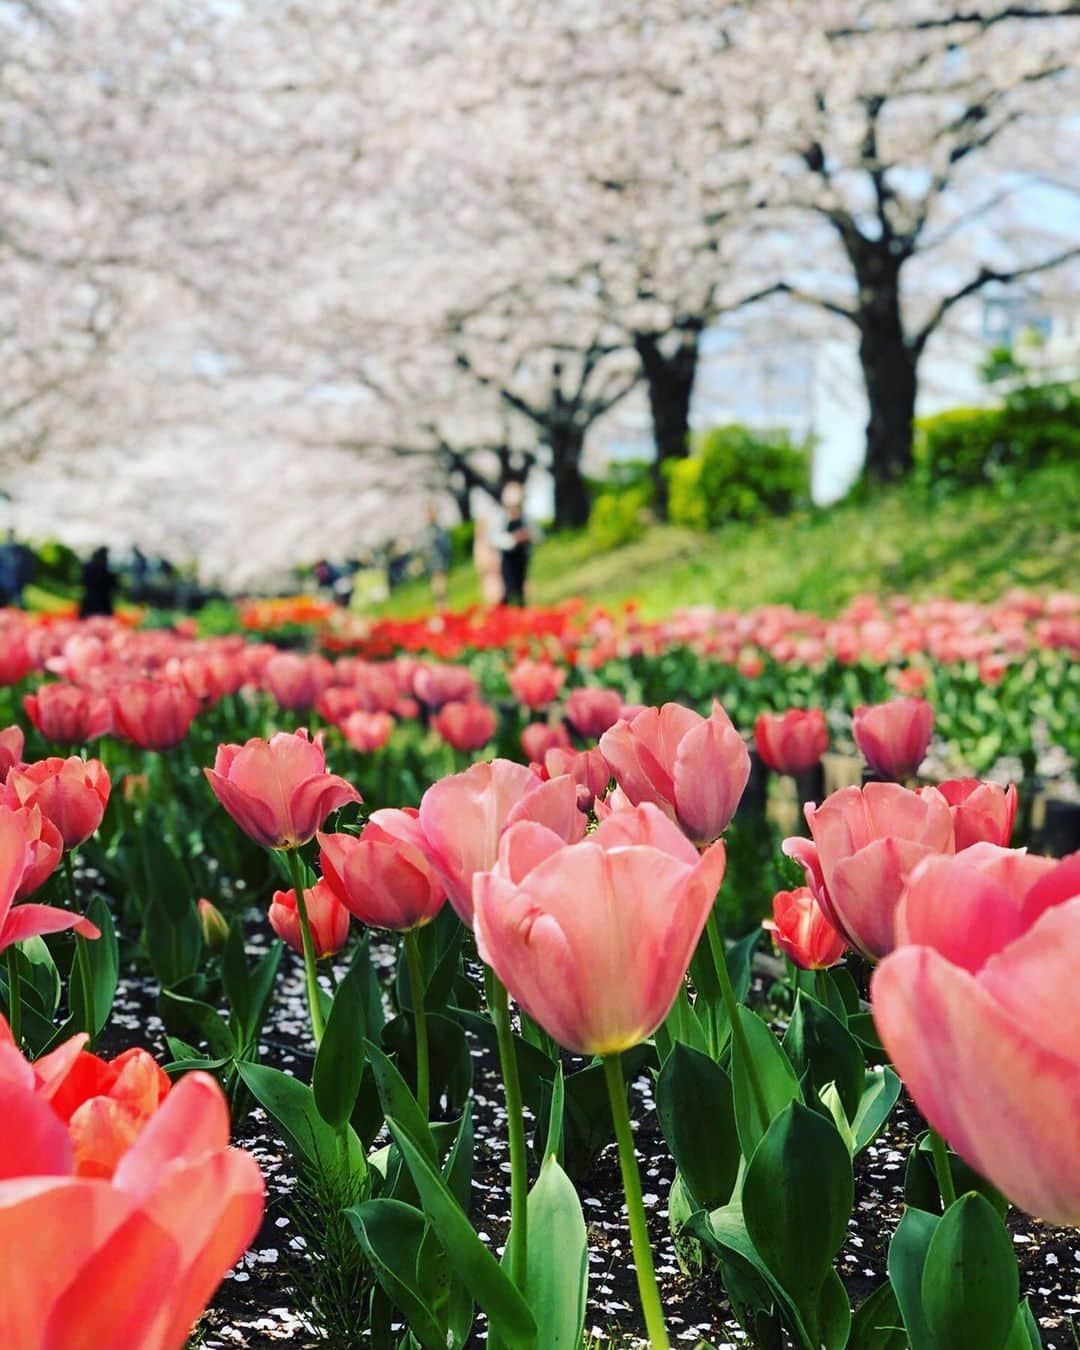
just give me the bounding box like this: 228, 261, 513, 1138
508, 659, 566, 709
0, 1058, 264, 1348
111, 680, 200, 751
0, 634, 32, 686
339, 710, 395, 753
24, 683, 113, 745
599, 701, 750, 844
872, 852, 1080, 1225
753, 708, 828, 775
431, 700, 497, 752
852, 697, 933, 780
763, 887, 847, 969
268, 880, 351, 958
418, 759, 586, 925
563, 687, 625, 740
319, 809, 446, 932
937, 778, 1017, 850
544, 745, 610, 810
10, 803, 63, 900
783, 782, 954, 960
262, 652, 328, 711
0, 806, 98, 956
2, 756, 111, 851
0, 725, 24, 781
474, 802, 727, 1056
413, 664, 477, 711
204, 729, 360, 850
520, 720, 571, 764
315, 686, 365, 726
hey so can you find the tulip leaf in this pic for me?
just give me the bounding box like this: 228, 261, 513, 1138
904, 1133, 1009, 1219
782, 990, 864, 1123
363, 1038, 438, 1163
346, 1198, 461, 1350
313, 961, 371, 1128
848, 1279, 908, 1350
139, 823, 193, 922
144, 894, 202, 990
386, 1118, 538, 1348
236, 1060, 364, 1179
656, 1042, 739, 1211
67, 896, 118, 1042
440, 1102, 475, 1211
382, 1011, 474, 1111
524, 1154, 589, 1350
850, 1066, 902, 1153
921, 1192, 1020, 1350
657, 982, 710, 1059
743, 1102, 853, 1317
730, 1005, 801, 1159
159, 988, 236, 1060
542, 1063, 565, 1164
887, 1206, 940, 1350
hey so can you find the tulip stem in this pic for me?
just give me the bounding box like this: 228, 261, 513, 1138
707, 913, 770, 1133
603, 1053, 670, 1350
6, 945, 21, 1048
403, 929, 429, 1118
929, 1129, 957, 1210
485, 967, 528, 1298
284, 849, 325, 1046
64, 852, 95, 1037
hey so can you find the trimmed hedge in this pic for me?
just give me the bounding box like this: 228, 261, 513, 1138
665, 423, 809, 530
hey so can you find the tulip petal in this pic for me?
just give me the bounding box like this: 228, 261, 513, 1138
0, 1082, 74, 1179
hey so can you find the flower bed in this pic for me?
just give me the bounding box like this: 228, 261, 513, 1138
0, 598, 1077, 1349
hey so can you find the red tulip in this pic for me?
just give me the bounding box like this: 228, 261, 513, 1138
268, 880, 350, 958
24, 683, 112, 745
0, 725, 24, 781
873, 852, 1080, 1225
563, 686, 625, 739
508, 659, 566, 709
763, 887, 847, 969
418, 759, 586, 925
0, 1055, 264, 1348
783, 782, 954, 961
599, 701, 750, 844
111, 680, 200, 751
204, 729, 360, 850
474, 802, 727, 1055
315, 686, 365, 725
319, 808, 446, 932
753, 708, 828, 775
339, 709, 395, 753
852, 697, 933, 780
521, 720, 571, 764
937, 778, 1017, 850
0, 806, 98, 956
2, 756, 111, 850
431, 700, 497, 752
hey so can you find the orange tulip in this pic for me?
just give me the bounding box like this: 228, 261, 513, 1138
268, 880, 350, 958
763, 887, 847, 969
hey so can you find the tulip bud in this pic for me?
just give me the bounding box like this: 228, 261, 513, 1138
198, 898, 230, 951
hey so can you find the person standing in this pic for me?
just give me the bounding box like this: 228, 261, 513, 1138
423, 506, 453, 609
79, 546, 117, 618
473, 517, 503, 607
493, 482, 535, 607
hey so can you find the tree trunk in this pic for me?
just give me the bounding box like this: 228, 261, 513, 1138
548, 424, 590, 528
635, 325, 701, 512
850, 240, 917, 482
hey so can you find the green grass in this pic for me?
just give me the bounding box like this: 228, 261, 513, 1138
372, 462, 1080, 619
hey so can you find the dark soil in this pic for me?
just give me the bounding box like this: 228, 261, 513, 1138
100, 942, 1079, 1350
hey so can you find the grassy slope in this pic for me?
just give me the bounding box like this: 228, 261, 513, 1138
372, 462, 1080, 619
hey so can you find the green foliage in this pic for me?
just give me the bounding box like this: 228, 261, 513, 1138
666, 423, 809, 529
914, 381, 1080, 494
448, 520, 475, 564
587, 482, 652, 550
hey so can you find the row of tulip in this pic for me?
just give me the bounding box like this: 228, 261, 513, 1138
0, 622, 1075, 1349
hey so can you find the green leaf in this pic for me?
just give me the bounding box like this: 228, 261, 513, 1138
904, 1134, 1009, 1219
363, 1038, 437, 1164
313, 963, 371, 1128
730, 1005, 801, 1160
887, 1206, 940, 1350
15, 937, 60, 1017
143, 894, 202, 989
850, 1067, 902, 1153
140, 824, 193, 921
848, 1280, 908, 1350
782, 991, 864, 1123
525, 1155, 588, 1350
346, 1199, 456, 1350
921, 1192, 1020, 1350
441, 1102, 475, 1211
159, 988, 236, 1060
656, 1042, 739, 1210
743, 1102, 853, 1313
387, 1118, 537, 1348
543, 1063, 565, 1164
68, 896, 118, 1041
235, 1060, 364, 1177
658, 982, 710, 1057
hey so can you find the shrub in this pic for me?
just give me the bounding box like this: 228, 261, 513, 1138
914, 381, 1080, 493
666, 423, 808, 530
587, 483, 652, 550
